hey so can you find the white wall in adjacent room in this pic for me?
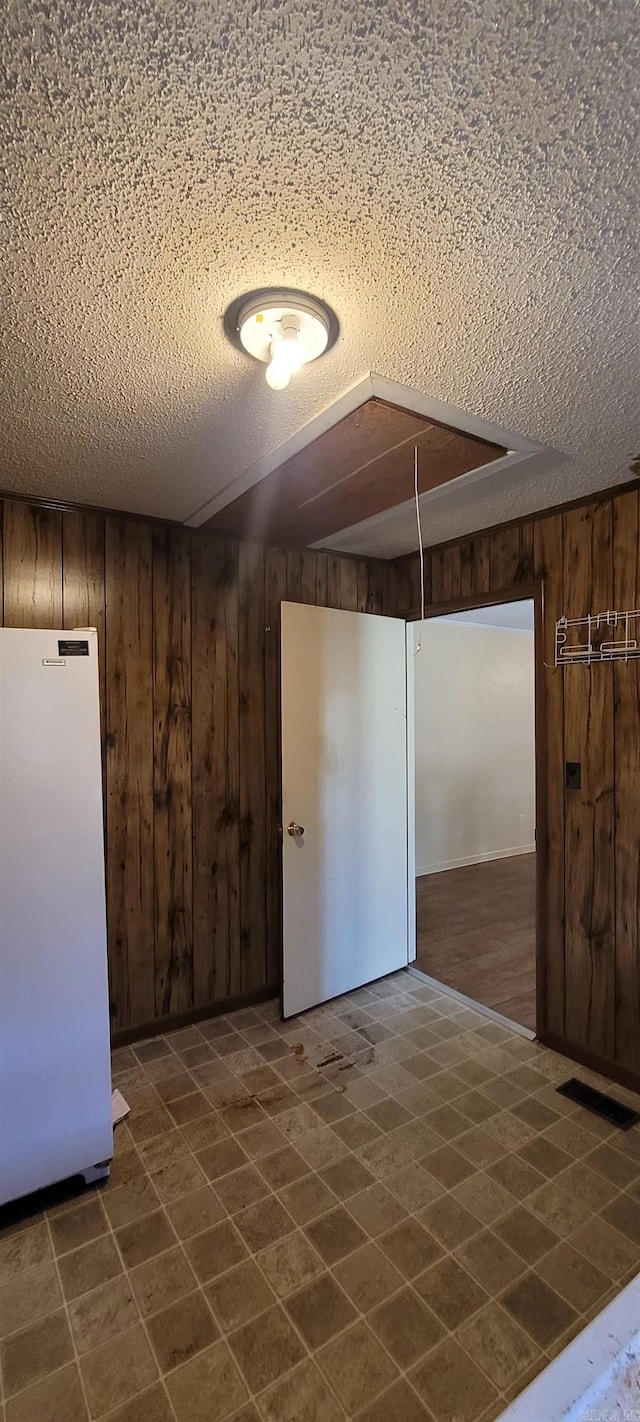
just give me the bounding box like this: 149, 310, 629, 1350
413, 608, 535, 876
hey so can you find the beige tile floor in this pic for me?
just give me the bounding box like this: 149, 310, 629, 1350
2, 971, 640, 1422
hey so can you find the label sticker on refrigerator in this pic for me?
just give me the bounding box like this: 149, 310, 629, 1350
58, 639, 89, 656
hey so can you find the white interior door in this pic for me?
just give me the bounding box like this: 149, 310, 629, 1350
281, 601, 410, 1018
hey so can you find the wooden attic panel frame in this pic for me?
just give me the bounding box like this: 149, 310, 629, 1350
298, 424, 502, 548
206, 397, 505, 547
207, 399, 427, 542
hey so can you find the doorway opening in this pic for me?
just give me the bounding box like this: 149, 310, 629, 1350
410, 597, 537, 1033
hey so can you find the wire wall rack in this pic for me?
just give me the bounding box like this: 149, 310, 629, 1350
555, 610, 640, 666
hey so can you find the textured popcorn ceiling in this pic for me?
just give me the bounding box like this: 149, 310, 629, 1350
1, 0, 639, 553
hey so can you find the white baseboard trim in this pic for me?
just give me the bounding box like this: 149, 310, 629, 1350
416, 844, 535, 877
407, 965, 536, 1039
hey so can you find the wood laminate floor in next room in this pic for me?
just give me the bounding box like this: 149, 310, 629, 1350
415, 855, 536, 1032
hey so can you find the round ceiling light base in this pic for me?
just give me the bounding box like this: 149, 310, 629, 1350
232, 288, 337, 389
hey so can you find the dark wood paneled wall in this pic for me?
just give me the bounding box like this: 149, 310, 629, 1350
3, 488, 639, 1085
0, 499, 395, 1036
393, 492, 640, 1088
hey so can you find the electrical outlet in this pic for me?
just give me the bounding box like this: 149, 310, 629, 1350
520, 814, 525, 825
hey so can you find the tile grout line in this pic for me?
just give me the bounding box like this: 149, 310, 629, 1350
4, 974, 640, 1422
21, 1192, 179, 1422
109, 1086, 340, 1415
95, 1188, 182, 1422
31, 1181, 626, 1351
43, 1211, 94, 1422
128, 1094, 500, 1415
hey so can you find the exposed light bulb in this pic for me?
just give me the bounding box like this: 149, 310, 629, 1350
264, 320, 305, 390
236, 292, 332, 388
279, 324, 304, 373
265, 353, 291, 390
265, 336, 297, 389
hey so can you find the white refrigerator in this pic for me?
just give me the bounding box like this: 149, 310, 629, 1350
0, 627, 113, 1205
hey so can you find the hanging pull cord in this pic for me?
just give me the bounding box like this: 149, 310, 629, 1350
414, 444, 425, 654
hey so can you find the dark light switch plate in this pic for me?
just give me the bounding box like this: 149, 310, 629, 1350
565, 761, 581, 790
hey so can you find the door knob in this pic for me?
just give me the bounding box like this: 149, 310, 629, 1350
287, 821, 305, 838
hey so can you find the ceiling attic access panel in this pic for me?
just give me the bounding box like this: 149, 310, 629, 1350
204, 397, 506, 548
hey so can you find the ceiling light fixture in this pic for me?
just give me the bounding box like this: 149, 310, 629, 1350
236, 290, 334, 391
